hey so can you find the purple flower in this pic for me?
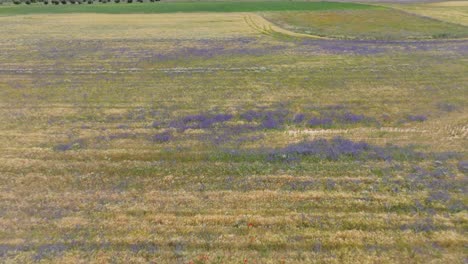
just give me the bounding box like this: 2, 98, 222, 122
117, 124, 129, 129
279, 137, 370, 160
33, 243, 68, 261
341, 112, 365, 123
212, 114, 233, 123
151, 132, 172, 143
458, 161, 468, 173
307, 117, 333, 127
151, 121, 161, 128
267, 137, 427, 162
170, 113, 233, 131
293, 113, 305, 124
407, 115, 427, 122
400, 218, 436, 232
108, 133, 135, 140
426, 191, 451, 204
240, 110, 264, 122
53, 139, 85, 151
260, 114, 281, 129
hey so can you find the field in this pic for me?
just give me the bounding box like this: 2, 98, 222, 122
386, 1, 468, 26
0, 1, 375, 15
0, 1, 467, 263
263, 9, 468, 40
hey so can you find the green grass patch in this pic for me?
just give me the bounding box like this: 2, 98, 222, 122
0, 1, 378, 15
263, 9, 468, 40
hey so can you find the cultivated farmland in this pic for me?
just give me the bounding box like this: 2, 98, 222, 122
0, 1, 467, 263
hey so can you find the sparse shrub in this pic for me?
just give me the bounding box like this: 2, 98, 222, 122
13, 0, 22, 4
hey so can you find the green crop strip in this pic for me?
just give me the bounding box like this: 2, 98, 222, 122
0, 1, 379, 16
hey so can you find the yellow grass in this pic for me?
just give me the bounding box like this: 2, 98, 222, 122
0, 10, 466, 263
387, 2, 468, 26
0, 13, 259, 40
430, 1, 468, 7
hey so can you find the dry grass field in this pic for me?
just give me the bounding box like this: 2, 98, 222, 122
386, 1, 468, 26
0, 2, 467, 263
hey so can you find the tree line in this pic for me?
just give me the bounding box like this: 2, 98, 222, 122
11, 0, 160, 4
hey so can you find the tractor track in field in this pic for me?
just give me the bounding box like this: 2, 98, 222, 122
0, 66, 271, 75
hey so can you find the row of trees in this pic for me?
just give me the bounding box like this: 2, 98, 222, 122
12, 0, 159, 4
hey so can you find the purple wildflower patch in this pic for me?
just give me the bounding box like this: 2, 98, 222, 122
53, 139, 86, 152
292, 113, 306, 124
400, 217, 436, 233
108, 133, 136, 140
212, 114, 234, 123
341, 112, 366, 123
269, 137, 424, 161
170, 113, 233, 131
426, 190, 451, 204
151, 132, 172, 143
240, 110, 265, 122
260, 113, 281, 130
279, 137, 372, 160
307, 117, 333, 127
458, 161, 468, 173
306, 108, 374, 127
33, 243, 68, 262
407, 115, 427, 122
151, 121, 161, 128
